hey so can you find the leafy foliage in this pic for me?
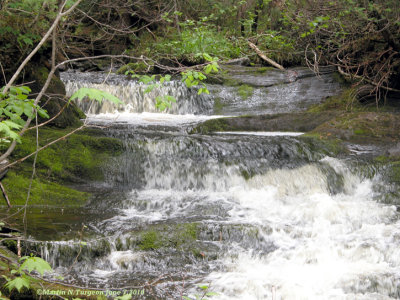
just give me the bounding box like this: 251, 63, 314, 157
125, 72, 177, 111
144, 19, 241, 62
0, 86, 49, 144
3, 276, 30, 293
19, 256, 52, 276
125, 53, 219, 111
69, 88, 122, 105
2, 255, 52, 293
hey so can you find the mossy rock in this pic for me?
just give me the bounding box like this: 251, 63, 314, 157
213, 97, 224, 114
11, 127, 124, 183
307, 88, 360, 113
1, 171, 88, 206
26, 65, 85, 128
237, 84, 254, 100
134, 223, 199, 253
0, 126, 124, 206
310, 112, 400, 144
191, 112, 339, 134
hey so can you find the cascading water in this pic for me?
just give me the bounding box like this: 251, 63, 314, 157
15, 68, 400, 299
60, 71, 213, 115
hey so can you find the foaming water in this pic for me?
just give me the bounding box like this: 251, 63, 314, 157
204, 159, 400, 300
22, 69, 398, 298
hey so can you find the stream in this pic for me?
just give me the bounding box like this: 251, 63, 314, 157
9, 67, 400, 299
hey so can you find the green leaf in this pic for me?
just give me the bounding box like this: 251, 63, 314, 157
5, 277, 30, 292
199, 285, 209, 290
185, 78, 192, 87
37, 108, 50, 119
10, 104, 23, 116
23, 103, 34, 118
3, 120, 22, 130
182, 297, 193, 300
203, 53, 213, 62
204, 65, 213, 74
0, 122, 21, 143
19, 256, 52, 276
165, 95, 176, 103
144, 84, 157, 94
69, 88, 122, 105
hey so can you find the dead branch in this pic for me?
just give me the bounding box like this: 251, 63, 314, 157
248, 41, 285, 70
0, 181, 11, 208
337, 66, 400, 93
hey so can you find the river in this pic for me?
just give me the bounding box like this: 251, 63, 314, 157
15, 67, 400, 299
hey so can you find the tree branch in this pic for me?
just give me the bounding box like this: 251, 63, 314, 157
2, 0, 83, 94
248, 41, 285, 70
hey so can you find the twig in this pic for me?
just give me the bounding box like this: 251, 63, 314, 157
17, 238, 21, 258
0, 181, 11, 208
0, 252, 17, 263
0, 61, 7, 84
2, 0, 84, 94
248, 41, 285, 70
337, 66, 400, 92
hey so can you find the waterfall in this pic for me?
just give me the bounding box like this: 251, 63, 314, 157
22, 68, 400, 299
61, 71, 213, 115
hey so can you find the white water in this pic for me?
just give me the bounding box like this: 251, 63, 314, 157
215, 131, 304, 137
99, 152, 400, 299
201, 158, 400, 300
84, 112, 222, 127
49, 70, 400, 299
61, 72, 212, 115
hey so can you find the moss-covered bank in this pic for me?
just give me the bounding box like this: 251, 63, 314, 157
0, 126, 124, 207
191, 111, 339, 134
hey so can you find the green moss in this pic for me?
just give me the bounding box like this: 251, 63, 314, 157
300, 134, 345, 156
0, 126, 124, 207
171, 223, 198, 248
1, 171, 88, 206
353, 128, 366, 135
240, 169, 251, 180
388, 162, 400, 184
237, 84, 254, 100
2, 240, 17, 253
138, 231, 161, 250
213, 97, 224, 114
374, 155, 390, 163
255, 67, 275, 73
12, 127, 124, 183
136, 223, 198, 252
190, 118, 230, 134
307, 88, 358, 113
310, 112, 400, 144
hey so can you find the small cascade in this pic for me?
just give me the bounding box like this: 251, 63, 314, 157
60, 71, 213, 115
